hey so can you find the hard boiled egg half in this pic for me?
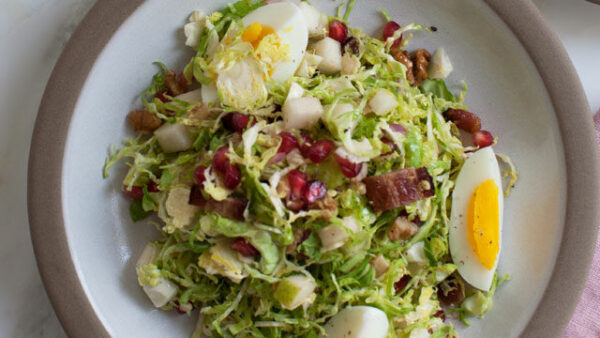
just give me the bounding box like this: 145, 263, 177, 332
241, 2, 308, 83
449, 147, 503, 291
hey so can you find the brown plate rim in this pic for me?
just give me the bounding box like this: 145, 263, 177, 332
28, 0, 599, 337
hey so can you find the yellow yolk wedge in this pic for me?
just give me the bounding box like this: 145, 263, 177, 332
467, 179, 500, 270
242, 22, 277, 49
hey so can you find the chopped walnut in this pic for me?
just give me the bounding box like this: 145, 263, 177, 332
390, 45, 415, 84
165, 70, 185, 96
310, 195, 337, 220
387, 216, 418, 241
411, 49, 431, 86
127, 109, 163, 132
286, 228, 310, 253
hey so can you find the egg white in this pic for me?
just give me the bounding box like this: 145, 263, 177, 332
242, 2, 308, 83
449, 147, 503, 291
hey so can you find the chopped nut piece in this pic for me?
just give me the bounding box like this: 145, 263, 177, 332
443, 108, 482, 133
387, 216, 419, 241
390, 46, 415, 84
127, 109, 163, 132
411, 49, 431, 86
310, 195, 337, 220
165, 70, 186, 96
370, 254, 390, 277
276, 176, 291, 198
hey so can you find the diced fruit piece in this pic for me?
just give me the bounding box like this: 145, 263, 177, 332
174, 88, 203, 103
428, 48, 454, 79
230, 237, 259, 257
312, 37, 342, 74
303, 180, 327, 204
295, 52, 323, 78
472, 130, 494, 148
394, 275, 412, 294
323, 306, 389, 338
368, 89, 398, 116
222, 112, 255, 133
201, 82, 219, 104
286, 82, 305, 101
142, 277, 178, 308
278, 132, 299, 154
370, 254, 390, 277
317, 224, 355, 252
194, 166, 208, 185
298, 2, 328, 38
212, 146, 230, 174
328, 20, 348, 42
305, 139, 335, 163
274, 275, 317, 310
406, 241, 428, 264
443, 108, 481, 133
282, 96, 324, 130
334, 150, 364, 178
341, 53, 361, 75
154, 122, 193, 153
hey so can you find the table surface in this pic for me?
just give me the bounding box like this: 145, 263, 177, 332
0, 0, 598, 337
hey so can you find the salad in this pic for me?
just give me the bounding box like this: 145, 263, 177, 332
104, 0, 518, 337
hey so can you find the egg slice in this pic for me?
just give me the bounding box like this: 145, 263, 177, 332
241, 2, 308, 83
449, 147, 503, 291
321, 306, 389, 338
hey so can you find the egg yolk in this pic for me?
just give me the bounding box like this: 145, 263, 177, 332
242, 22, 277, 49
467, 179, 500, 270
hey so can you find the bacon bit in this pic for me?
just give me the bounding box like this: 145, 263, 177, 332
230, 237, 259, 257
188, 185, 248, 221
165, 70, 185, 96
363, 167, 435, 212
443, 108, 482, 133
394, 275, 412, 295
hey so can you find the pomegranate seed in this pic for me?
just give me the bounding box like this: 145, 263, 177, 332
147, 181, 160, 192
472, 130, 494, 148
433, 310, 446, 322
394, 275, 412, 294
381, 138, 396, 155
278, 132, 299, 154
193, 166, 207, 185
306, 140, 335, 163
299, 134, 314, 157
222, 113, 255, 133
188, 184, 207, 206
328, 20, 348, 43
382, 21, 402, 46
213, 146, 230, 174
155, 90, 170, 103
303, 180, 327, 204
288, 170, 308, 198
334, 152, 363, 178
123, 186, 143, 200
230, 237, 259, 257
222, 163, 242, 189
389, 123, 406, 134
